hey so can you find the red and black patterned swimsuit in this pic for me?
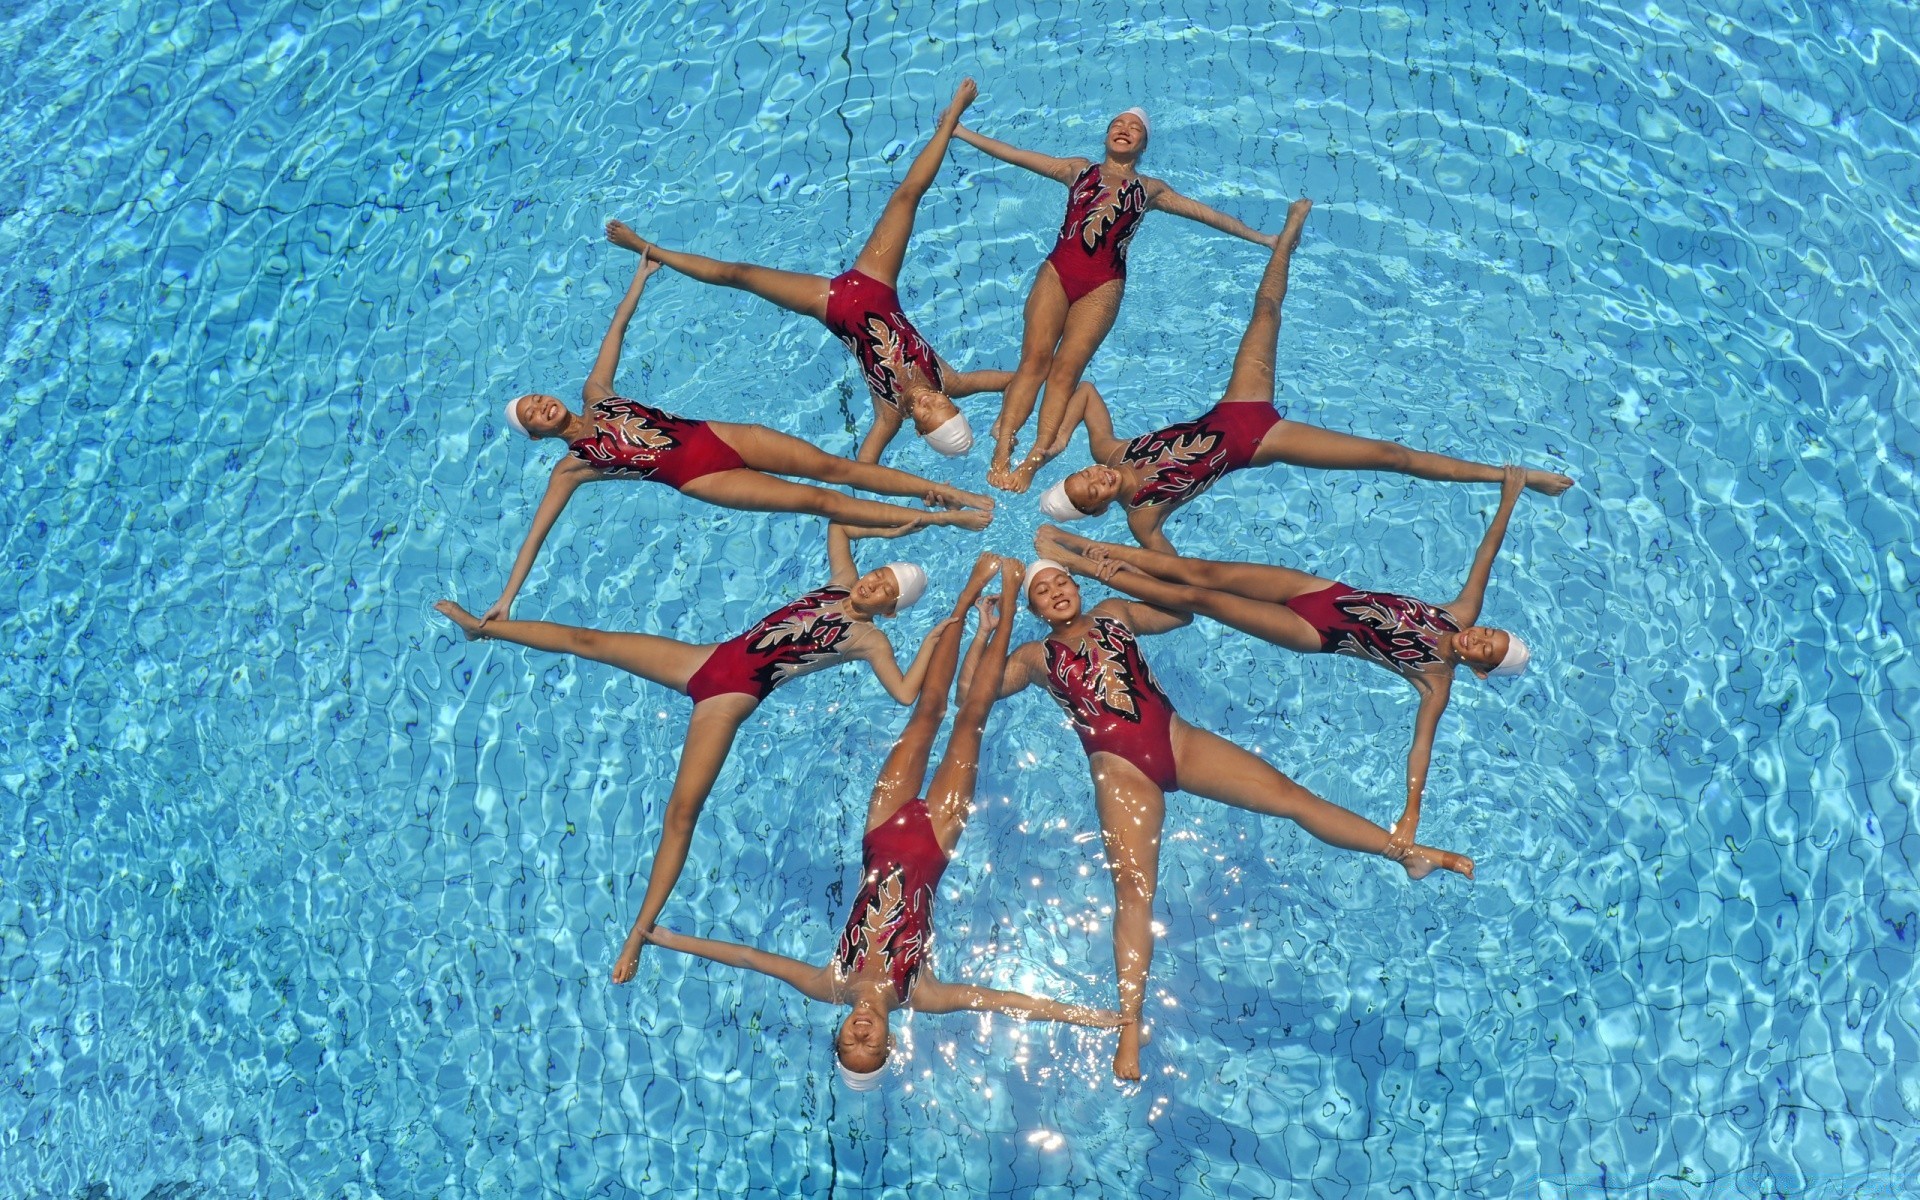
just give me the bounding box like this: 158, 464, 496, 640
834, 799, 949, 1002
1120, 400, 1282, 511
823, 269, 947, 414
567, 397, 746, 489
1041, 615, 1180, 791
1284, 584, 1459, 672
685, 586, 860, 703
1046, 164, 1149, 304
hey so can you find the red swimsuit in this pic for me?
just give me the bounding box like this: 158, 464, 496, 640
567, 397, 746, 489
1041, 615, 1180, 792
833, 799, 949, 1001
1284, 584, 1459, 672
1046, 164, 1148, 304
685, 586, 861, 704
823, 269, 947, 414
1119, 400, 1282, 510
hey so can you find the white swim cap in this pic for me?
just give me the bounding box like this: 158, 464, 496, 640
503, 397, 530, 438
882, 562, 927, 612
837, 1059, 885, 1092
1121, 107, 1151, 138
1025, 558, 1070, 602
1038, 481, 1089, 523
922, 412, 973, 456
1488, 633, 1531, 678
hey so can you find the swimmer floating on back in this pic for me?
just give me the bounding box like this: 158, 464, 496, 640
951, 105, 1277, 492
1037, 460, 1533, 852
645, 555, 1127, 1092
606, 79, 1012, 465
435, 520, 959, 983
1037, 200, 1574, 553
490, 251, 993, 625
997, 550, 1473, 1081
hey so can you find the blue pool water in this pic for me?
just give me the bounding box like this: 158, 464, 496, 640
4, 0, 1917, 1194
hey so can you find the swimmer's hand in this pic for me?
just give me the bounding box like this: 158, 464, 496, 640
1086, 1009, 1132, 1029
632, 247, 663, 282
1500, 463, 1528, 502
479, 597, 513, 626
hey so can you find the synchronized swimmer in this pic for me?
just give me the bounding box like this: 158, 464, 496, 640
444, 77, 1566, 1087
952, 106, 1277, 492
605, 81, 1011, 464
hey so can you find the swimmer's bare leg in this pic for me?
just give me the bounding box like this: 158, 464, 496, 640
1219, 198, 1312, 405
1091, 763, 1165, 1082
1170, 722, 1474, 881
868, 554, 998, 833
1003, 280, 1123, 493
708, 422, 995, 514
606, 220, 830, 321
612, 696, 756, 984
925, 558, 1020, 853
1253, 422, 1574, 496
684, 469, 991, 531
989, 265, 1071, 487
850, 78, 979, 289
432, 601, 709, 689
1042, 528, 1329, 604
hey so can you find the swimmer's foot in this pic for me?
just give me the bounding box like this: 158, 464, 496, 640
1526, 468, 1575, 496
1275, 199, 1312, 253
605, 219, 650, 255
434, 600, 489, 641
1036, 524, 1093, 555
1033, 525, 1076, 562
930, 485, 994, 514
946, 78, 979, 121
1390, 841, 1474, 881
1002, 461, 1039, 494
610, 921, 647, 985
939, 507, 994, 532
1112, 1021, 1144, 1081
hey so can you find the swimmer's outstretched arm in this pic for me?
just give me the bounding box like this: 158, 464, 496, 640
826, 519, 920, 585
1392, 676, 1451, 855
485, 459, 595, 623
863, 612, 962, 705
1125, 506, 1176, 555
854, 404, 905, 464
911, 976, 1127, 1028
1143, 181, 1275, 247
584, 253, 664, 403
936, 357, 1016, 399
1444, 465, 1528, 627
646, 927, 838, 1003
1074, 382, 1127, 465
952, 124, 1084, 185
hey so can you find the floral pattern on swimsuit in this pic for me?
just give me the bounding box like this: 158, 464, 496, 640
1293, 585, 1461, 672
825, 270, 947, 416
833, 799, 948, 1001
684, 585, 858, 703
1119, 401, 1280, 510
1059, 164, 1148, 267
1119, 419, 1230, 510
566, 396, 729, 487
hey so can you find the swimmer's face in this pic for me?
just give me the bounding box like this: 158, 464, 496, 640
1027, 568, 1081, 623
1106, 112, 1148, 156
1064, 465, 1121, 515
835, 1002, 891, 1073
1455, 626, 1512, 677
851, 566, 903, 617
515, 393, 569, 438
909, 389, 960, 435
